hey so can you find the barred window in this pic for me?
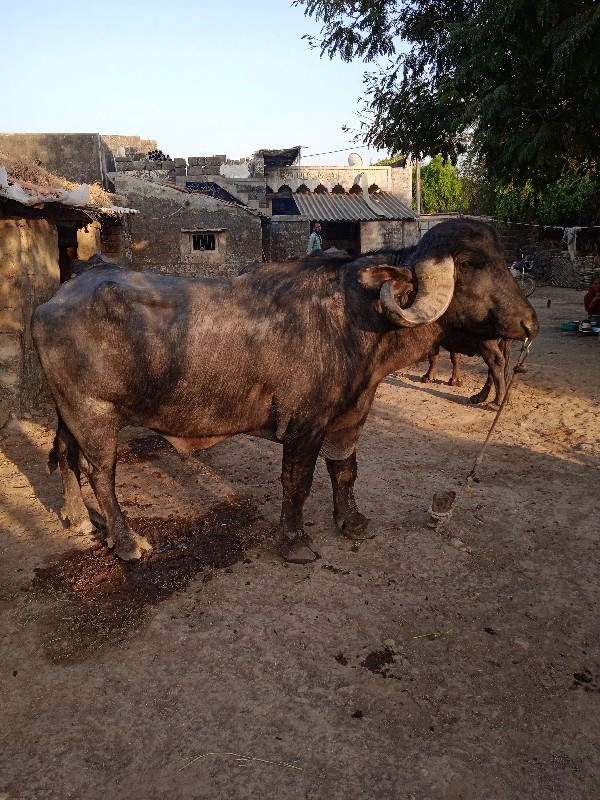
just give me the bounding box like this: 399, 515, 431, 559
192, 233, 216, 251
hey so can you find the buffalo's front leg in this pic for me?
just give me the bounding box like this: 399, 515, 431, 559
277, 436, 323, 564
449, 352, 463, 386
421, 350, 439, 383
326, 453, 373, 540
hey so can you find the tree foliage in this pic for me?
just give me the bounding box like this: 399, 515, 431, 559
496, 176, 600, 226
294, 0, 600, 185
419, 156, 464, 213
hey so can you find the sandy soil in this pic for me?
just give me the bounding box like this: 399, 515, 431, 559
0, 286, 598, 800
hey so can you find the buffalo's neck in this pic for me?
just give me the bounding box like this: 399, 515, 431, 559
371, 322, 445, 384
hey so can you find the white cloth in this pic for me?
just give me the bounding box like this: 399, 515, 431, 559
563, 227, 581, 263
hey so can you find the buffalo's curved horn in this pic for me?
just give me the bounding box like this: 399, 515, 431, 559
379, 255, 455, 327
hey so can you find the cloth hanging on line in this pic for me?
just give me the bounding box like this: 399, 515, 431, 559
562, 226, 582, 262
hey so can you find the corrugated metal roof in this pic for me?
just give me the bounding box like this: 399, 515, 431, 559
294, 191, 416, 221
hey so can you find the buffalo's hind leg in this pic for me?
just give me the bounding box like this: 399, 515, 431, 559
326, 453, 373, 540
277, 434, 323, 564
77, 422, 152, 561
50, 415, 95, 535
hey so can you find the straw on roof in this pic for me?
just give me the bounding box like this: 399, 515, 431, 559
0, 150, 112, 206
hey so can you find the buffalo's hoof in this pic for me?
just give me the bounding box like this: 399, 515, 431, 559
278, 537, 320, 564
108, 532, 153, 561
336, 514, 374, 541
421, 375, 432, 383
342, 524, 376, 541
469, 394, 485, 405
486, 401, 501, 412
61, 508, 95, 536
449, 378, 462, 387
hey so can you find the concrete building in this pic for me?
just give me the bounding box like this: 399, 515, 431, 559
0, 133, 116, 191
260, 147, 417, 257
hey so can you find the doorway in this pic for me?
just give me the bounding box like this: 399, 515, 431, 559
58, 225, 78, 282
318, 220, 360, 257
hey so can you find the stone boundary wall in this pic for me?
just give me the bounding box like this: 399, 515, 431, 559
102, 135, 157, 157
495, 222, 600, 287
421, 216, 600, 289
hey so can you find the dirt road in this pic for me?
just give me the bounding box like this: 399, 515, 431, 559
0, 286, 598, 800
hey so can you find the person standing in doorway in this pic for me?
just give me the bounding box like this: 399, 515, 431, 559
307, 222, 323, 254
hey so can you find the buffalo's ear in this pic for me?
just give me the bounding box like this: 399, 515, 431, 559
359, 265, 415, 311
371, 281, 415, 313
358, 265, 413, 289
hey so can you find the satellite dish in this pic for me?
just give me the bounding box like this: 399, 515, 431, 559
348, 152, 363, 167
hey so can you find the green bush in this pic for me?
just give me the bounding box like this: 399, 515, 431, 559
495, 175, 600, 226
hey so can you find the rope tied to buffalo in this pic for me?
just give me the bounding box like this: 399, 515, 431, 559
428, 337, 533, 528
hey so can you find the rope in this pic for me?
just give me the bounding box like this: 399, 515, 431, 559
495, 219, 600, 231
428, 338, 533, 528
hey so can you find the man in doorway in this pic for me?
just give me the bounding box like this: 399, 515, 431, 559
307, 222, 323, 254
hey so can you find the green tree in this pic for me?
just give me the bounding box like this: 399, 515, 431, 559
419, 156, 464, 213
294, 1, 600, 185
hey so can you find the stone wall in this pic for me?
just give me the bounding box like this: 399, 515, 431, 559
0, 133, 116, 191
360, 219, 418, 251
115, 174, 262, 276
0, 217, 60, 418
114, 154, 268, 210
100, 217, 132, 262
262, 217, 310, 262
495, 223, 600, 286
101, 135, 157, 157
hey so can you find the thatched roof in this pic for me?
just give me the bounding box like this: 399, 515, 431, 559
0, 150, 112, 206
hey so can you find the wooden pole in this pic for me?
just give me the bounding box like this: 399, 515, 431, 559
415, 157, 422, 216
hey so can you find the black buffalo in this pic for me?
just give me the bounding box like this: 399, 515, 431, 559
32, 219, 538, 564
421, 337, 512, 408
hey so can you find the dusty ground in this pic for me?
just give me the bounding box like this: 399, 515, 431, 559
0, 286, 598, 800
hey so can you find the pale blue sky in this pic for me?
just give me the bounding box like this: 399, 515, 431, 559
2, 0, 391, 166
